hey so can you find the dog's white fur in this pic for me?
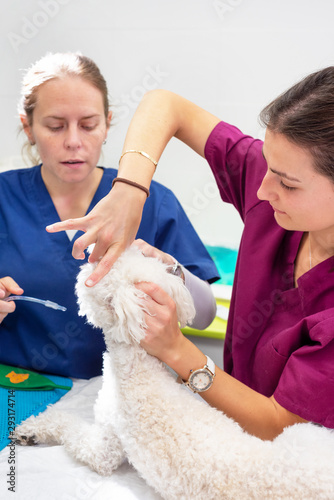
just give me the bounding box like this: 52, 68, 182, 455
15, 247, 334, 499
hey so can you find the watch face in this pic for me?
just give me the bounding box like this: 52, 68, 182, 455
189, 369, 213, 392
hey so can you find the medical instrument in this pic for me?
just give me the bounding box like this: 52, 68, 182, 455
3, 295, 67, 312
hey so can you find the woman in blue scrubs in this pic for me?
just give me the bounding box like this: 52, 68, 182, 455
0, 53, 219, 379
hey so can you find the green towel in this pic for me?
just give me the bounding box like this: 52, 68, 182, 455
0, 364, 71, 392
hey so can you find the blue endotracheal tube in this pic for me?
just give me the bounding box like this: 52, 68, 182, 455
4, 295, 67, 312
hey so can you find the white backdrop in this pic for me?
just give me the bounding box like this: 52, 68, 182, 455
1, 0, 334, 248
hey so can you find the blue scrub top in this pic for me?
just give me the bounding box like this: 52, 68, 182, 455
0, 166, 219, 378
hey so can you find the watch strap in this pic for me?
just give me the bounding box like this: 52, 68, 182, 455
204, 355, 215, 376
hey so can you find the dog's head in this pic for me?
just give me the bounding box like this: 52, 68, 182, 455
75, 247, 195, 346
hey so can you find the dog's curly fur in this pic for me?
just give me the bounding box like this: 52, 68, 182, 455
14, 247, 334, 499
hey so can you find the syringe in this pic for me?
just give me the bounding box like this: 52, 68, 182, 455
4, 295, 67, 312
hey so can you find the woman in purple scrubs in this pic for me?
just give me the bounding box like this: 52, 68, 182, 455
52, 67, 334, 439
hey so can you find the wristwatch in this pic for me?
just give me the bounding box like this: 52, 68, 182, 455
181, 356, 216, 393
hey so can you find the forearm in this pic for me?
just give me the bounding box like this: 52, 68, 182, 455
183, 267, 216, 330
117, 89, 220, 189
164, 335, 306, 440
200, 367, 307, 440
117, 90, 181, 189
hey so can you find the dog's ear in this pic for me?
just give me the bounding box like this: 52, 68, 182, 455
164, 276, 196, 328
109, 286, 148, 344
75, 254, 148, 344
75, 261, 108, 330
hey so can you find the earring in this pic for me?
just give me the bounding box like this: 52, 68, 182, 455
103, 140, 107, 145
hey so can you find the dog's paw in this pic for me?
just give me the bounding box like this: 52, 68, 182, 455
12, 416, 40, 445
13, 413, 59, 446
11, 431, 38, 446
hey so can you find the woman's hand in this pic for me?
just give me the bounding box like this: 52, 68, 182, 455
131, 239, 176, 267
135, 281, 185, 363
0, 277, 24, 324
136, 281, 208, 380
46, 184, 146, 287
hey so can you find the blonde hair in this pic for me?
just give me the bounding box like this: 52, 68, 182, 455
18, 52, 110, 164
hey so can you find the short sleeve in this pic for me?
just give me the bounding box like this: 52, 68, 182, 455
204, 121, 267, 220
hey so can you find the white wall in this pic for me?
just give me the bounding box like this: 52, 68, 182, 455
1, 0, 334, 248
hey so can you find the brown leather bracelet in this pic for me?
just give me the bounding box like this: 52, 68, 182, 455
112, 177, 150, 198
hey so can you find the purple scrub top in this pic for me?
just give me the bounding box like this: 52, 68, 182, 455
205, 121, 334, 427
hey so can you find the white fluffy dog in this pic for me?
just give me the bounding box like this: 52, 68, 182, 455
15, 247, 334, 499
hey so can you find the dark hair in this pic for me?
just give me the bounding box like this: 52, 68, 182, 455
259, 67, 334, 182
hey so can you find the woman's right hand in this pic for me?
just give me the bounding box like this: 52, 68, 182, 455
0, 277, 24, 323
46, 182, 147, 287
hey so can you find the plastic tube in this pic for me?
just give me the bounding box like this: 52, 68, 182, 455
4, 295, 67, 312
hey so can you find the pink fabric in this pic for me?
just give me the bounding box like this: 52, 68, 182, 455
205, 121, 334, 427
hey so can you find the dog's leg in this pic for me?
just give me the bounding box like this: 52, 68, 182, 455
62, 419, 125, 476
14, 409, 124, 476
13, 409, 70, 446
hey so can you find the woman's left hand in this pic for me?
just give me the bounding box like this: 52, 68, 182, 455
135, 281, 185, 362
131, 239, 175, 267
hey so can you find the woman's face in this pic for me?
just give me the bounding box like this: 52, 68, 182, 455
21, 75, 111, 186
257, 129, 334, 234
